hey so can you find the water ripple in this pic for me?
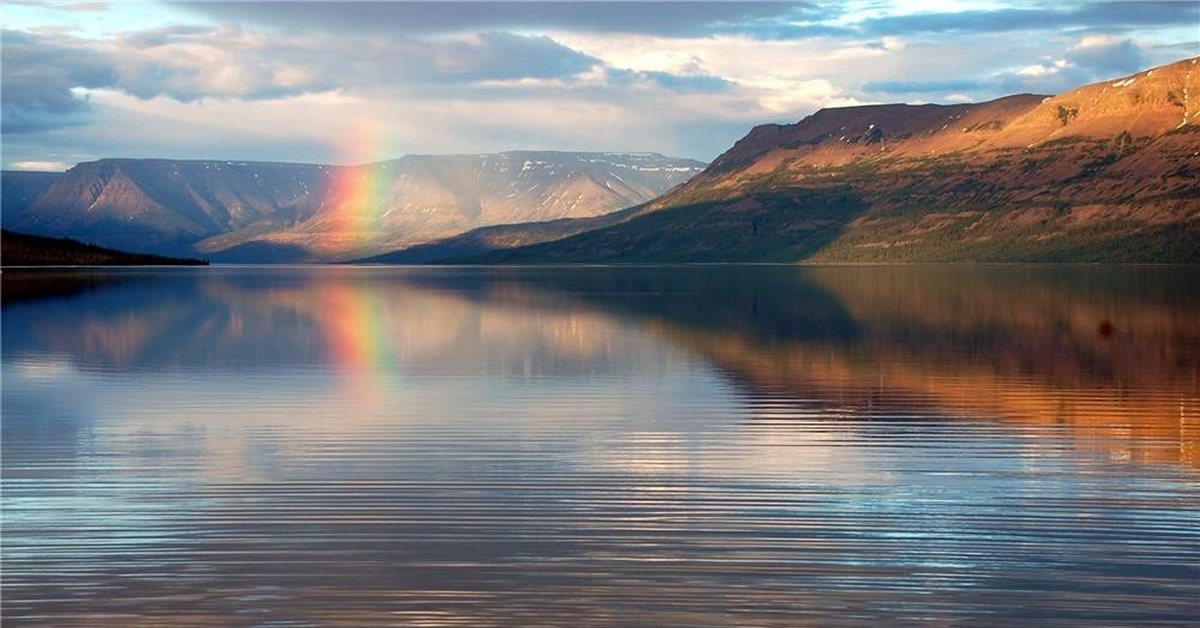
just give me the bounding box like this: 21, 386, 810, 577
3, 266, 1198, 626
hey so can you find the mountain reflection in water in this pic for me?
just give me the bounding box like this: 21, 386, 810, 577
3, 266, 1197, 626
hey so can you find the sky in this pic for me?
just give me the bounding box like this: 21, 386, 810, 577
2, 1, 1197, 170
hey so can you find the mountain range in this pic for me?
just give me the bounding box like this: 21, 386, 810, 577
4, 57, 1198, 264
3, 152, 704, 262
380, 56, 1199, 264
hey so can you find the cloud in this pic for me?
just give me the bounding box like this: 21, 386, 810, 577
8, 160, 72, 171
174, 2, 1198, 42
4, 0, 105, 8
853, 24, 1175, 102
3, 1, 1195, 166
0, 21, 778, 161
989, 35, 1154, 94
1067, 35, 1147, 75
863, 78, 989, 94
107, 26, 598, 97
606, 68, 734, 93
1017, 59, 1073, 77
61, 2, 107, 12
857, 2, 1200, 36
0, 29, 114, 132
3, 86, 745, 166
0, 25, 611, 132
426, 32, 599, 82
174, 1, 830, 38
119, 24, 219, 48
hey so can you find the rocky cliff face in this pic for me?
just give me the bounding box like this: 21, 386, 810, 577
8, 152, 704, 261
475, 57, 1200, 263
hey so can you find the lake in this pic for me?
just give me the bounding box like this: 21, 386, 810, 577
3, 265, 1197, 625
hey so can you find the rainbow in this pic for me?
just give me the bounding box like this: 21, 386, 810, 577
322, 280, 396, 373
328, 165, 387, 244
326, 124, 396, 251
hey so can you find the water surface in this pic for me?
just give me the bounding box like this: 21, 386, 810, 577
3, 266, 1198, 625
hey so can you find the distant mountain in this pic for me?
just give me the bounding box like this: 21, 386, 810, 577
464, 57, 1200, 263
1, 229, 207, 266
11, 159, 329, 260
358, 205, 640, 264
1, 171, 60, 225
6, 152, 704, 262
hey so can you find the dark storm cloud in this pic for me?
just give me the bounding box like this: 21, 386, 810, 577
428, 31, 599, 81
859, 2, 1200, 36
173, 1, 830, 37
1, 29, 114, 132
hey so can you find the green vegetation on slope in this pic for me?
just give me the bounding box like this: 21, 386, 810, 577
468, 140, 1200, 264
475, 187, 868, 263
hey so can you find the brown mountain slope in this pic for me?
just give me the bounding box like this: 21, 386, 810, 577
477, 57, 1200, 263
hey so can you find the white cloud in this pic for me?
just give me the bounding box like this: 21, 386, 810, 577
1018, 58, 1072, 76
62, 84, 752, 165
1074, 34, 1127, 50
747, 78, 869, 113
9, 160, 71, 171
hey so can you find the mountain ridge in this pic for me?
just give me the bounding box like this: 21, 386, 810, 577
5, 151, 705, 262
454, 57, 1199, 263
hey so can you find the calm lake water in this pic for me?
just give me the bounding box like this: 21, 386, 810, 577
3, 265, 1198, 626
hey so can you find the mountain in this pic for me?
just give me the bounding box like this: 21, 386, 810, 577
7, 152, 704, 262
12, 159, 329, 260
1, 170, 61, 224
359, 204, 640, 264
463, 57, 1200, 263
1, 229, 207, 266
